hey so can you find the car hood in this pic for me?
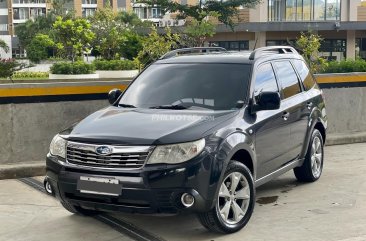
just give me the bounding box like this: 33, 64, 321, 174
61, 106, 239, 145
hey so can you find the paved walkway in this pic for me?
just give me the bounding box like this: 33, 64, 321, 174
1, 143, 366, 241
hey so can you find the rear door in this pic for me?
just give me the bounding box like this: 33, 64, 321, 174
272, 60, 309, 163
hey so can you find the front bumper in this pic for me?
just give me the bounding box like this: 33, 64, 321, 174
46, 152, 217, 214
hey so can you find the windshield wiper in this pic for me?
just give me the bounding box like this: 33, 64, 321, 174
149, 104, 188, 110
118, 103, 137, 108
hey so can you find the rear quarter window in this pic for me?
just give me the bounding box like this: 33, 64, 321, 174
293, 59, 318, 91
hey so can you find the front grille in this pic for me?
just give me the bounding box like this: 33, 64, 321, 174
66, 142, 151, 169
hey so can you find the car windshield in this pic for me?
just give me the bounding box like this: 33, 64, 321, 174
119, 63, 251, 111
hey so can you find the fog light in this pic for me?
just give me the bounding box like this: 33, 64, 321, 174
181, 193, 195, 208
44, 178, 54, 195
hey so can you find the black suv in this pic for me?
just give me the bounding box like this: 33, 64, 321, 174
45, 46, 327, 233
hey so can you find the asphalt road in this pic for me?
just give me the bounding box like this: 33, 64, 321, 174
1, 143, 366, 241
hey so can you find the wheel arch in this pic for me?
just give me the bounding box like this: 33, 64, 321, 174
231, 149, 255, 176
299, 114, 327, 161
209, 132, 256, 209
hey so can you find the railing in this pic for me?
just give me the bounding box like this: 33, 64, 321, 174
13, 0, 46, 3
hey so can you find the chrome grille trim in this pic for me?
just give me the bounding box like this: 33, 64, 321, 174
66, 141, 152, 170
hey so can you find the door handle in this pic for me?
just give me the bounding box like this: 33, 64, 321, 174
282, 111, 290, 121
307, 101, 313, 109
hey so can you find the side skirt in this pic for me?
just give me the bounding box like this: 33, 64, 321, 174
254, 159, 302, 187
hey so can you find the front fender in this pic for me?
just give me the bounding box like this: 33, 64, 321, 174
207, 131, 256, 209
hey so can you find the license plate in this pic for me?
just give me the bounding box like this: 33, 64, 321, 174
77, 176, 122, 196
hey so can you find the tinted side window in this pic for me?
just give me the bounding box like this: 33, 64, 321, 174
254, 63, 278, 101
274, 61, 301, 99
293, 59, 318, 91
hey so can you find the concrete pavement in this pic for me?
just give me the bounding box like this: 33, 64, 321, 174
0, 143, 366, 241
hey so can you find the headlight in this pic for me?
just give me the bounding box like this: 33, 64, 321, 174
147, 139, 205, 164
49, 134, 67, 159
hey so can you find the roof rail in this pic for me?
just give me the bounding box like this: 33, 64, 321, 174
249, 46, 298, 60
160, 47, 227, 60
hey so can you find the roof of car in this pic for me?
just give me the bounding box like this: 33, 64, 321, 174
156, 52, 253, 64
155, 49, 303, 65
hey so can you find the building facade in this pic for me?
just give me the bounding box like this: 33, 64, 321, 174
209, 0, 366, 60
1, 0, 365, 60
0, 0, 187, 57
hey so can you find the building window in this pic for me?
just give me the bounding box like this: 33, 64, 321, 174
325, 0, 340, 20
0, 24, 8, 31
268, 0, 340, 21
286, 0, 297, 21
267, 40, 295, 46
151, 8, 161, 18
12, 48, 26, 59
209, 41, 249, 51
319, 39, 346, 61
82, 8, 96, 17
30, 8, 46, 19
134, 7, 147, 19
356, 38, 366, 60
13, 8, 29, 20
82, 0, 97, 4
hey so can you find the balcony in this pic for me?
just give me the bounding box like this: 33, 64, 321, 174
13, 7, 46, 23
82, 0, 97, 8
12, 0, 46, 8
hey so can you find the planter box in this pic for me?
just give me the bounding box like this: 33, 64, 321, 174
96, 70, 139, 79
49, 73, 99, 79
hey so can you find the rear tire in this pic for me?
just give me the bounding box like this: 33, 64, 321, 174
197, 160, 255, 233
294, 129, 324, 182
60, 201, 99, 216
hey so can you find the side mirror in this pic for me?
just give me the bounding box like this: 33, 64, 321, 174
252, 91, 280, 113
108, 88, 123, 105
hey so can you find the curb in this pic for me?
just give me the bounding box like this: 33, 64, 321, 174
326, 132, 366, 146
0, 162, 45, 180
0, 133, 365, 180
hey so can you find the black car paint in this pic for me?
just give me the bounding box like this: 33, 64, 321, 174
46, 52, 327, 214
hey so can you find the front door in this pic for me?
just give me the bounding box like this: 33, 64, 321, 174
251, 62, 292, 178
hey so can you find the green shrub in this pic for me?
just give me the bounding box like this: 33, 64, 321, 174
93, 59, 137, 71
12, 71, 49, 79
50, 61, 95, 75
0, 59, 20, 79
322, 59, 366, 73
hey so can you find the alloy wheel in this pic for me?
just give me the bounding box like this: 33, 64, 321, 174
311, 136, 323, 178
217, 172, 251, 225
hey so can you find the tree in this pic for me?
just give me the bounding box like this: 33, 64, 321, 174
47, 0, 75, 17
138, 0, 260, 29
0, 59, 29, 82
119, 31, 143, 60
0, 39, 9, 57
89, 7, 127, 60
52, 16, 95, 62
117, 11, 144, 27
183, 11, 217, 47
15, 15, 54, 49
296, 31, 327, 73
26, 34, 55, 63
137, 27, 180, 67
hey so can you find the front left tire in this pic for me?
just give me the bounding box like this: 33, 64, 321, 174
197, 160, 255, 233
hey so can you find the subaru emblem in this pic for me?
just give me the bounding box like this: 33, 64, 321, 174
95, 146, 112, 155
